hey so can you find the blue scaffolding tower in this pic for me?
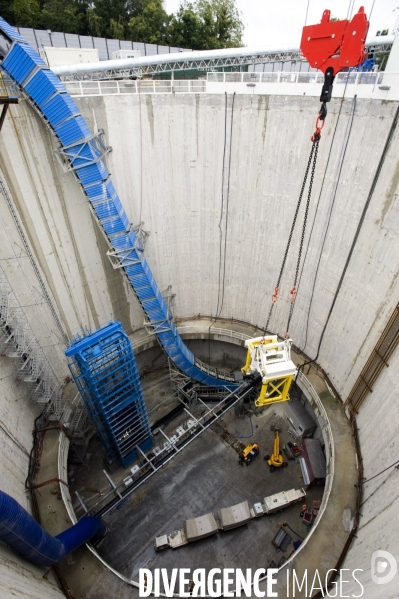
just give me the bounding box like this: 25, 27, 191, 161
65, 322, 153, 468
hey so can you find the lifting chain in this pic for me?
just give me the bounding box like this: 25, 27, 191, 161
264, 134, 320, 335
312, 114, 325, 143
285, 137, 319, 335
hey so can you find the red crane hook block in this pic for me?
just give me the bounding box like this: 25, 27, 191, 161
300, 7, 369, 77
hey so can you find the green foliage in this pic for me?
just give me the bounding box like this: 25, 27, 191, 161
87, 7, 102, 36
10, 0, 40, 27
168, 3, 200, 48
91, 0, 127, 38
0, 0, 15, 23
169, 0, 243, 49
1, 0, 244, 49
39, 0, 87, 34
128, 0, 170, 44
376, 29, 389, 36
110, 16, 125, 39
374, 52, 389, 71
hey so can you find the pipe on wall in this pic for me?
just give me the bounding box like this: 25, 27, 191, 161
0, 490, 106, 566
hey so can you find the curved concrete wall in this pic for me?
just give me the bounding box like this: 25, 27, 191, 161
2, 94, 398, 397
95, 93, 398, 402
342, 343, 399, 597
0, 91, 398, 598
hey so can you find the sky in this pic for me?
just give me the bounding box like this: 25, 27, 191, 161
163, 0, 399, 48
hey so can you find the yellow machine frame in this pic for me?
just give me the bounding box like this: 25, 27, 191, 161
242, 335, 297, 407
256, 375, 294, 407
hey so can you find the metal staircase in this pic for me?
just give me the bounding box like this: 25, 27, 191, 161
0, 176, 68, 346
0, 249, 94, 463
0, 268, 63, 418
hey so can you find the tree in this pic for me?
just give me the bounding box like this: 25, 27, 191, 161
128, 0, 170, 44
2, 0, 244, 49
0, 0, 17, 23
168, 2, 201, 48
10, 0, 40, 27
110, 15, 125, 39
89, 0, 128, 38
39, 0, 88, 34
126, 0, 159, 18
169, 0, 243, 50
87, 7, 103, 36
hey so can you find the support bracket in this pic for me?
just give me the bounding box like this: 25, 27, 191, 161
143, 317, 174, 335
106, 223, 149, 269
54, 129, 111, 172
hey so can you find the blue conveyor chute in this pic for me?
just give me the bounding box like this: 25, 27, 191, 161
0, 16, 236, 390
0, 489, 106, 566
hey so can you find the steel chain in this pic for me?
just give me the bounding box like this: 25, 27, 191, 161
264, 140, 317, 333
286, 139, 319, 333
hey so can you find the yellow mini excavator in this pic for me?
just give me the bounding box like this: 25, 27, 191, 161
239, 443, 260, 466
264, 427, 288, 473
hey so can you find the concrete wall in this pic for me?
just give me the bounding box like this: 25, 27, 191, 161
2, 95, 399, 401
0, 164, 77, 598
78, 93, 399, 401
0, 92, 399, 597
205, 77, 399, 101
0, 357, 38, 508
0, 361, 66, 594
342, 344, 399, 598
0, 542, 65, 599
0, 108, 143, 343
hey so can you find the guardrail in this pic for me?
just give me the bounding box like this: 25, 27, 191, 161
297, 370, 334, 482
131, 324, 251, 350
0, 71, 18, 99
64, 79, 206, 96
179, 325, 251, 341
63, 71, 390, 97
273, 370, 334, 580
207, 70, 385, 85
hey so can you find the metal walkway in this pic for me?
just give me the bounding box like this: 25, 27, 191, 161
0, 266, 63, 419
345, 302, 399, 413
0, 264, 94, 461
0, 17, 237, 390
50, 38, 394, 81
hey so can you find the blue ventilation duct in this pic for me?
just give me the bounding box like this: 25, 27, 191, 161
0, 489, 106, 566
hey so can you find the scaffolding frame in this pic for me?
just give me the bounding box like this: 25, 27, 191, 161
66, 321, 153, 468
0, 268, 63, 419
0, 268, 94, 462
